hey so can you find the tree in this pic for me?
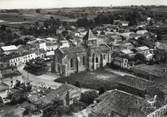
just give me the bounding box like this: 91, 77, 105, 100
80, 91, 99, 105
7, 89, 28, 104
135, 53, 145, 62
1, 25, 6, 31
94, 13, 113, 25
74, 81, 81, 88
145, 86, 165, 106
76, 17, 94, 27
98, 87, 106, 95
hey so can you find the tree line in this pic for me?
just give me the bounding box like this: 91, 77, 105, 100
76, 6, 167, 27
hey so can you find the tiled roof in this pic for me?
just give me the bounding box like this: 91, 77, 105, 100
83, 29, 96, 41
90, 44, 111, 53
0, 83, 9, 92
1, 45, 18, 51
121, 49, 134, 54
59, 46, 86, 57
1, 50, 36, 62
91, 89, 146, 116
136, 46, 149, 51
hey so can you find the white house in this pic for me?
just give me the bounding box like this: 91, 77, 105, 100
136, 30, 148, 35
39, 42, 47, 50
1, 45, 18, 55
46, 42, 58, 51
9, 53, 36, 66
60, 40, 70, 48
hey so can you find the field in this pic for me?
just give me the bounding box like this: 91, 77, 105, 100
0, 11, 75, 28
1, 6, 167, 28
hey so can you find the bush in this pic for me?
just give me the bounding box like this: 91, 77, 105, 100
70, 101, 87, 112
6, 89, 28, 105
74, 81, 81, 88
98, 87, 106, 95
80, 91, 99, 105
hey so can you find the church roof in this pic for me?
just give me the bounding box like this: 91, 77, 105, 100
83, 29, 96, 41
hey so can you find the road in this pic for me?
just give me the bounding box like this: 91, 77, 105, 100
17, 65, 62, 89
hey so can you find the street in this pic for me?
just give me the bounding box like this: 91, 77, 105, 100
17, 65, 62, 89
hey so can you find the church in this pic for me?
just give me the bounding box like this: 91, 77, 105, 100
52, 30, 113, 76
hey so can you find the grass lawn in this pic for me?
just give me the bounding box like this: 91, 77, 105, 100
55, 68, 148, 97
55, 68, 119, 90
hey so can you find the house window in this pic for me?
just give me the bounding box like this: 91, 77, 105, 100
70, 59, 74, 68
83, 56, 85, 65
96, 57, 98, 63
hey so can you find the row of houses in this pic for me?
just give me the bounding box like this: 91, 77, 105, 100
0, 36, 75, 67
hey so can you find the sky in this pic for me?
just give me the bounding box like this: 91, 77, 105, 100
0, 0, 167, 9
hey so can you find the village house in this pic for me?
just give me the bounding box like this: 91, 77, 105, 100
52, 30, 112, 76
45, 41, 58, 51
0, 44, 47, 67
129, 33, 142, 40
11, 45, 37, 66
0, 45, 18, 55
33, 37, 70, 51
136, 30, 148, 35
135, 46, 154, 61
136, 46, 151, 54
111, 56, 129, 69
39, 42, 47, 50
121, 42, 135, 50
60, 39, 70, 48
28, 83, 81, 108
9, 52, 36, 66
76, 89, 167, 117
113, 20, 129, 27
121, 49, 135, 59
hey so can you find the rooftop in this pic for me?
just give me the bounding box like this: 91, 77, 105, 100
90, 89, 153, 117
56, 46, 86, 58
1, 45, 18, 51
83, 29, 97, 41
136, 46, 149, 51
121, 49, 134, 55
0, 82, 9, 92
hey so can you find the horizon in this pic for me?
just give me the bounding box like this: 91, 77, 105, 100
1, 5, 167, 10
0, 0, 166, 9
